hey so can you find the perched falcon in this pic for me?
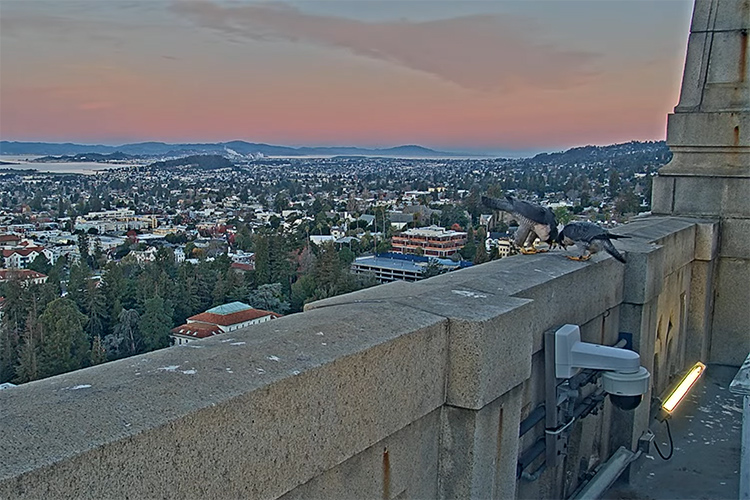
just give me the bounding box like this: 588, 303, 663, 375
555, 221, 630, 263
482, 195, 558, 254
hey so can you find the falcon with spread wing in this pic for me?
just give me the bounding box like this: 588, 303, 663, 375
482, 195, 558, 254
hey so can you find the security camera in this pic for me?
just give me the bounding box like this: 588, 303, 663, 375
555, 324, 650, 410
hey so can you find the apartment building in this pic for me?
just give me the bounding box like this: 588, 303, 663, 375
391, 225, 467, 258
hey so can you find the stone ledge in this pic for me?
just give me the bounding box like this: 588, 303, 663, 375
0, 303, 448, 499
309, 251, 626, 408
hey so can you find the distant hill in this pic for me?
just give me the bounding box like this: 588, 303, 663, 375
527, 141, 670, 165
147, 154, 233, 170
0, 140, 457, 158
34, 152, 139, 162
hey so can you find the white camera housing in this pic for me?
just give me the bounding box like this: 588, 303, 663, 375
555, 324, 650, 409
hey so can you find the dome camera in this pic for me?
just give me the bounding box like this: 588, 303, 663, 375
601, 366, 651, 410
609, 395, 643, 411
555, 324, 651, 411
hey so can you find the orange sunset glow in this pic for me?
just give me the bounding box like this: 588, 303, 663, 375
0, 0, 694, 154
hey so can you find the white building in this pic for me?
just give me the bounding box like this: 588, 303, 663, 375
171, 302, 280, 345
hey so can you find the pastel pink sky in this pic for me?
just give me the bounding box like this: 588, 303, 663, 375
0, 1, 694, 154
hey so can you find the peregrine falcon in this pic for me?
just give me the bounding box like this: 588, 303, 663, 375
555, 221, 630, 263
482, 195, 558, 254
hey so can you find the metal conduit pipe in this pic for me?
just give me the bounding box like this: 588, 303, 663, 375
570, 446, 641, 500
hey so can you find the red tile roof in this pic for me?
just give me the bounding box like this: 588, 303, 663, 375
0, 269, 48, 282
188, 308, 279, 326
2, 247, 43, 257
0, 235, 21, 243
170, 322, 222, 339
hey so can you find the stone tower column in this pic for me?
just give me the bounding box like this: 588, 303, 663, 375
652, 0, 749, 365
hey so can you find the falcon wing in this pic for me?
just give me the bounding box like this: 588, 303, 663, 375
511, 200, 550, 225
563, 222, 604, 243
481, 195, 513, 212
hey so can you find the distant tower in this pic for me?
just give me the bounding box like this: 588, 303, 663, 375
652, 0, 749, 364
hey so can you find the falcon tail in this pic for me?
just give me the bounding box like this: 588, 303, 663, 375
602, 239, 627, 263
481, 195, 513, 212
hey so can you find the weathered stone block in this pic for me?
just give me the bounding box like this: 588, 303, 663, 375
655, 220, 697, 276
619, 238, 665, 305
694, 220, 720, 261
714, 0, 750, 30
686, 259, 715, 363
439, 386, 523, 500
282, 408, 441, 500
651, 176, 675, 215
719, 218, 750, 258
619, 302, 659, 364
674, 176, 724, 215
674, 32, 709, 112
710, 257, 750, 365
724, 178, 750, 217
707, 32, 748, 84
667, 111, 748, 147
689, 0, 712, 32
404, 286, 534, 410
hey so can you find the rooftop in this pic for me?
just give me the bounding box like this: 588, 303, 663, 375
205, 301, 252, 315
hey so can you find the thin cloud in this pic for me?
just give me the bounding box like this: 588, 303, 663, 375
170, 1, 599, 92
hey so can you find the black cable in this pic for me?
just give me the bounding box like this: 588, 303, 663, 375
653, 418, 674, 460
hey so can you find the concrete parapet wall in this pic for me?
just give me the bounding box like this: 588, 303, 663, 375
1, 304, 449, 499
0, 217, 716, 499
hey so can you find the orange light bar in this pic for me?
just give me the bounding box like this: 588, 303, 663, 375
662, 362, 706, 413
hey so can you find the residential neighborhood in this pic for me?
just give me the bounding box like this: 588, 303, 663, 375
0, 140, 670, 385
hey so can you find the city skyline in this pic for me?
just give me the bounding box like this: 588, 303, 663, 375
1, 0, 693, 154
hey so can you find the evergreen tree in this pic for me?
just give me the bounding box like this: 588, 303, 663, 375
193, 263, 214, 312
28, 253, 51, 275
77, 232, 90, 268
172, 266, 200, 325
0, 323, 20, 383
290, 274, 317, 312
92, 238, 105, 270
247, 283, 290, 315
253, 233, 271, 285
102, 262, 125, 328
39, 298, 89, 378
14, 302, 42, 383
105, 308, 140, 358
211, 273, 228, 307
90, 335, 107, 365
66, 264, 89, 313
2, 274, 28, 332
84, 279, 107, 342
234, 225, 253, 251
312, 243, 341, 292
139, 296, 172, 352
